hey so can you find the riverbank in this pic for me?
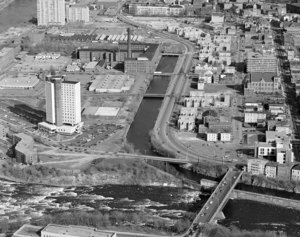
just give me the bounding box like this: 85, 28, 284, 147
240, 172, 300, 193
0, 158, 185, 188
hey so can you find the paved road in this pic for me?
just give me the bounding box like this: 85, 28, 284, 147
194, 170, 243, 224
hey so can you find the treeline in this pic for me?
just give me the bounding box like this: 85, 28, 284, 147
84, 158, 182, 186
31, 210, 193, 234
1, 161, 72, 183
200, 224, 275, 237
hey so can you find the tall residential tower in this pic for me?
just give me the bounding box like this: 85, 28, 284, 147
37, 0, 66, 26
45, 76, 81, 126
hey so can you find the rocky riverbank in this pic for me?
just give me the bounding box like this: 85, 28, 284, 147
0, 159, 185, 188
240, 172, 300, 193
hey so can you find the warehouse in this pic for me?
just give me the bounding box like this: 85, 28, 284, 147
89, 74, 134, 93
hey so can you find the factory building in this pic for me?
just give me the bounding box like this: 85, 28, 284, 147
78, 43, 160, 73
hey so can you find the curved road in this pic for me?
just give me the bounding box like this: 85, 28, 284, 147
117, 14, 226, 164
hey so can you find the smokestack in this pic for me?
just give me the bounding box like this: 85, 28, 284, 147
127, 28, 132, 59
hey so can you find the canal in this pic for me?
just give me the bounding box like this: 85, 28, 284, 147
126, 76, 170, 155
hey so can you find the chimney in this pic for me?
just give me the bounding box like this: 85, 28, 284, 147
127, 28, 132, 58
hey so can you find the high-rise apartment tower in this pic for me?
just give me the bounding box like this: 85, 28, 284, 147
37, 0, 66, 26
45, 76, 81, 127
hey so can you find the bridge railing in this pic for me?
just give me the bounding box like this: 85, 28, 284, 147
208, 170, 243, 223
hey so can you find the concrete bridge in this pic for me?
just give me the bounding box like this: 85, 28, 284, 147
143, 93, 165, 98
192, 169, 243, 225
161, 53, 182, 56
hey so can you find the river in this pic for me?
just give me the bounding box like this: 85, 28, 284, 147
0, 0, 36, 33
0, 180, 207, 227
125, 72, 300, 236
1, 1, 300, 236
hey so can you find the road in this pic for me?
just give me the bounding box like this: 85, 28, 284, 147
194, 170, 243, 224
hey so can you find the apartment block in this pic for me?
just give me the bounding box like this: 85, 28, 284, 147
247, 158, 268, 175
247, 52, 277, 73
37, 0, 65, 26
39, 76, 82, 134
66, 4, 89, 23
12, 133, 38, 165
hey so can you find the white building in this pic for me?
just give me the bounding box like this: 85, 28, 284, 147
42, 76, 81, 134
206, 132, 218, 142
291, 164, 300, 182
265, 163, 277, 178
37, 0, 66, 26
61, 81, 81, 126
220, 133, 231, 142
244, 111, 266, 124
66, 4, 89, 23
247, 158, 268, 175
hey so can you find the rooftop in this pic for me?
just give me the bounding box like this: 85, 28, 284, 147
250, 72, 277, 82
42, 224, 115, 237
0, 75, 39, 89
292, 164, 300, 171
13, 224, 42, 237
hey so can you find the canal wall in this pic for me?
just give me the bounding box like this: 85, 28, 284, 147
231, 189, 300, 210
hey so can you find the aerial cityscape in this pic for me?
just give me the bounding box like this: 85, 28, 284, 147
1, 0, 300, 236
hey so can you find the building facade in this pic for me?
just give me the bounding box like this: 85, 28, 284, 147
66, 4, 89, 23
0, 123, 8, 139
12, 133, 38, 165
291, 164, 300, 182
45, 76, 81, 127
247, 158, 268, 175
37, 0, 65, 26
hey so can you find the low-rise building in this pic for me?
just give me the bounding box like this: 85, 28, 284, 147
220, 132, 231, 142
291, 164, 300, 182
255, 131, 294, 164
206, 132, 218, 142
244, 72, 281, 95
13, 224, 117, 237
185, 86, 231, 108
89, 74, 134, 93
12, 133, 38, 165
277, 164, 291, 180
0, 123, 8, 139
247, 158, 268, 175
178, 107, 197, 131
265, 162, 277, 178
244, 111, 266, 125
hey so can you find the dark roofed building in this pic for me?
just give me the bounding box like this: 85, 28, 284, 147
245, 72, 281, 95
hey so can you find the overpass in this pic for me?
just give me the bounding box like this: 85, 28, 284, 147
161, 53, 182, 56
193, 169, 243, 225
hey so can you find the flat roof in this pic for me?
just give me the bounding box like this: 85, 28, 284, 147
42, 224, 115, 237
13, 224, 42, 237
89, 74, 134, 92
0, 75, 39, 89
